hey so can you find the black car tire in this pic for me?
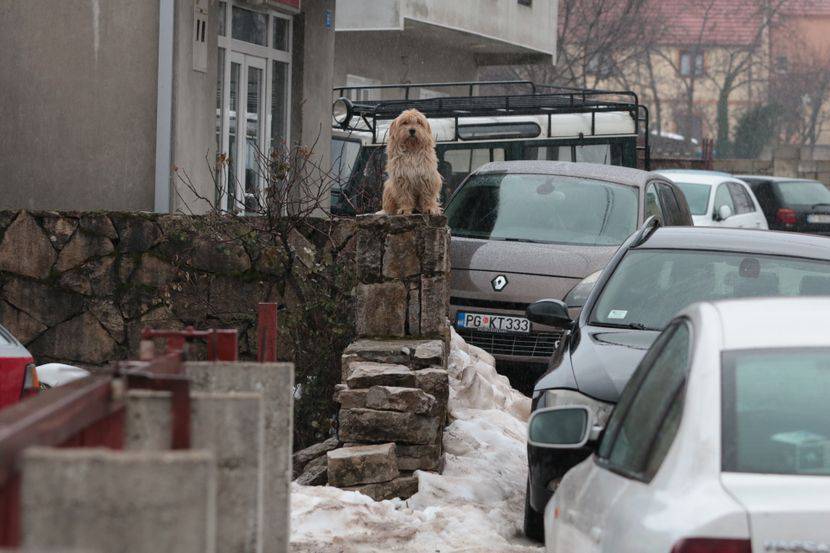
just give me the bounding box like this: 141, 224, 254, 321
523, 480, 544, 542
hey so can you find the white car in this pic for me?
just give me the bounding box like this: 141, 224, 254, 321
529, 296, 830, 553
657, 170, 768, 229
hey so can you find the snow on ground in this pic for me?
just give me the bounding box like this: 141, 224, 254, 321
290, 330, 542, 552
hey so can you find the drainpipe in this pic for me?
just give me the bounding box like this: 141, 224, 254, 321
154, 0, 175, 213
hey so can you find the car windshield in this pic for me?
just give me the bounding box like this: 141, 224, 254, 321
445, 173, 639, 246
774, 180, 830, 206
722, 348, 830, 476
673, 182, 711, 215
591, 249, 830, 330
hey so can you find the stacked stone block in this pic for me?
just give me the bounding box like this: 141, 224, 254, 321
354, 214, 450, 339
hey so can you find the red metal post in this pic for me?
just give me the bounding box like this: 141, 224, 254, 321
257, 303, 279, 362
214, 330, 239, 361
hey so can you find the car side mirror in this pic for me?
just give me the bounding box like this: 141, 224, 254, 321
527, 406, 604, 449
715, 204, 733, 221
527, 299, 573, 329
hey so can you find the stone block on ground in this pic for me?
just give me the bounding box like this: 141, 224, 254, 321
395, 443, 444, 472
338, 408, 440, 445
292, 436, 340, 478
327, 443, 399, 487
125, 390, 263, 553
365, 386, 435, 415
343, 362, 416, 389
345, 474, 419, 501
21, 447, 216, 553
295, 455, 328, 486
185, 361, 293, 553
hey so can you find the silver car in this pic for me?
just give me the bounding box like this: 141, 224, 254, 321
445, 161, 693, 370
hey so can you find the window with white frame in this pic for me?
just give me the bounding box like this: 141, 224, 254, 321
217, 1, 292, 213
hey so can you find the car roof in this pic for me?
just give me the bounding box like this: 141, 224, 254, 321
471, 161, 661, 189
656, 170, 743, 185
736, 175, 822, 184
638, 226, 830, 260
694, 298, 830, 350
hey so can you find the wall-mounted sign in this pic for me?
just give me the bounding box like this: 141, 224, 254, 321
324, 9, 332, 28
193, 0, 208, 73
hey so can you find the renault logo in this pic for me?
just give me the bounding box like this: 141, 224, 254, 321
491, 275, 508, 291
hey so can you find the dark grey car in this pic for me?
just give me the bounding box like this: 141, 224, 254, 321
445, 161, 692, 370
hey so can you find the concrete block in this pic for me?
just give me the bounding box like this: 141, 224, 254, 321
126, 390, 263, 553
185, 361, 293, 553
21, 447, 216, 553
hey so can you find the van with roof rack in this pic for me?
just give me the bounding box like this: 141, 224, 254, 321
329, 81, 651, 215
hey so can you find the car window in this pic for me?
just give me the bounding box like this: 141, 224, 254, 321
753, 182, 776, 212
590, 249, 830, 330
714, 183, 736, 214
644, 183, 664, 223
445, 173, 639, 246
441, 147, 507, 198
599, 322, 689, 479
727, 182, 755, 214
673, 181, 711, 216
657, 183, 685, 225
330, 138, 361, 190
773, 180, 830, 206
722, 348, 830, 476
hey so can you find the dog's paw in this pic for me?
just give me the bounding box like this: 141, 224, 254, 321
395, 208, 413, 216
426, 206, 443, 215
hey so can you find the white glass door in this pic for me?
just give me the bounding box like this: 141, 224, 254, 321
225, 52, 267, 213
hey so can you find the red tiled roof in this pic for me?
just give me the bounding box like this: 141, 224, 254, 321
651, 0, 765, 47
557, 0, 830, 49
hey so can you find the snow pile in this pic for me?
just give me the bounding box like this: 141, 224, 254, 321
290, 330, 540, 552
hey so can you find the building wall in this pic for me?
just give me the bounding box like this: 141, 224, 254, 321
333, 32, 479, 92
336, 0, 557, 62
296, 0, 337, 192
170, 0, 221, 214
0, 0, 160, 211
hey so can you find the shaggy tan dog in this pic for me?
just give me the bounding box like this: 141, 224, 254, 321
382, 109, 442, 215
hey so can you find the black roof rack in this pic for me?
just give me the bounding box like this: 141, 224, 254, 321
331, 80, 651, 169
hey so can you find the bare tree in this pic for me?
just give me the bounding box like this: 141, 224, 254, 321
770, 39, 830, 147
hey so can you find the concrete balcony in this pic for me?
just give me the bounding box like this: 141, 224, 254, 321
335, 0, 557, 66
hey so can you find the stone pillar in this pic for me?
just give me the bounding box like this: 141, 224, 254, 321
21, 447, 216, 553
354, 214, 450, 339
305, 215, 452, 501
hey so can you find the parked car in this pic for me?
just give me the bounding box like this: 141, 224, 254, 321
657, 169, 768, 229
532, 296, 830, 553
330, 80, 652, 215
445, 161, 692, 373
738, 175, 830, 235
522, 222, 830, 540
0, 323, 38, 409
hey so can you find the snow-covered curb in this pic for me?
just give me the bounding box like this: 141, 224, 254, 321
290, 330, 541, 552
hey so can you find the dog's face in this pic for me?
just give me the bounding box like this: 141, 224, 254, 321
388, 109, 434, 151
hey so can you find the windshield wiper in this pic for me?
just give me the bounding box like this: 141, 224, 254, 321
591, 321, 657, 331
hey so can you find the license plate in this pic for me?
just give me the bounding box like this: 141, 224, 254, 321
456, 312, 530, 333
808, 214, 830, 224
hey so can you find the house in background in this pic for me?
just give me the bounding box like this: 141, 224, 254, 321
0, 0, 336, 213
333, 0, 558, 100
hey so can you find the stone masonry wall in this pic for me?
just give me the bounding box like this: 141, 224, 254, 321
0, 210, 355, 367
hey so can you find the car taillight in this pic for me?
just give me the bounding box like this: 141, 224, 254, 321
671, 538, 752, 553
20, 363, 40, 398
776, 208, 797, 225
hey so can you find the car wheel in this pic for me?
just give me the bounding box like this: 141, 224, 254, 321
523, 480, 544, 542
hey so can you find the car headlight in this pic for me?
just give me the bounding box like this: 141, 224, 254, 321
332, 97, 353, 128
544, 389, 614, 427
564, 270, 602, 309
